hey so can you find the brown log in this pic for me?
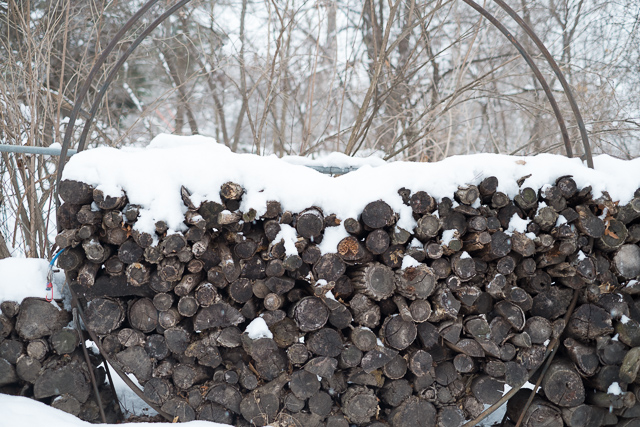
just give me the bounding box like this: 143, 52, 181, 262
0, 301, 19, 319
414, 214, 440, 241
478, 230, 512, 261
575, 205, 605, 238
292, 297, 330, 332
614, 244, 640, 279
314, 253, 346, 282
193, 302, 244, 332
50, 328, 78, 355
161, 398, 195, 422
410, 191, 436, 214
381, 315, 416, 350
395, 263, 436, 300
349, 262, 395, 301
542, 359, 586, 407
361, 200, 396, 229
564, 337, 599, 376
117, 328, 144, 347
455, 185, 479, 206
77, 261, 100, 287
15, 298, 71, 340
567, 303, 614, 340
561, 404, 605, 427
409, 349, 433, 377
159, 256, 184, 282
388, 396, 436, 427
93, 188, 127, 210
58, 180, 94, 205
55, 229, 79, 249
296, 207, 324, 239
506, 390, 563, 427
80, 238, 109, 264
144, 334, 169, 360
58, 244, 85, 272
349, 293, 381, 328
158, 307, 182, 329
341, 386, 378, 425
33, 360, 91, 403
523, 316, 552, 345
361, 229, 388, 255
126, 262, 150, 287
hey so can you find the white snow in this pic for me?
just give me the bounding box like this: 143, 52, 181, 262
61, 134, 640, 251
612, 334, 619, 341
0, 394, 230, 427
477, 403, 507, 427
244, 317, 273, 340
315, 279, 328, 287
503, 383, 512, 396
608, 382, 622, 395
401, 255, 421, 269
621, 315, 631, 324
318, 223, 349, 255
556, 215, 568, 226
273, 224, 298, 256
0, 258, 65, 303
577, 250, 587, 261
441, 229, 456, 246
505, 213, 530, 235
460, 251, 471, 259
409, 238, 423, 248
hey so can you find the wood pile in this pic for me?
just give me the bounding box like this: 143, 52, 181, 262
0, 297, 120, 422
47, 177, 640, 425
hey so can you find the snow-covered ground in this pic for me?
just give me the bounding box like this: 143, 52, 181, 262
0, 393, 228, 427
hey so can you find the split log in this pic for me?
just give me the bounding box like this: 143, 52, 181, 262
291, 297, 330, 332
542, 359, 586, 407
381, 315, 416, 350
350, 262, 395, 301
341, 386, 378, 425
395, 263, 436, 300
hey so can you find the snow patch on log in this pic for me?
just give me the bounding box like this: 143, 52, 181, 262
244, 317, 273, 340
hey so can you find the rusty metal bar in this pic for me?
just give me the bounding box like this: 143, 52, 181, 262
77, 0, 192, 153
460, 0, 574, 160
492, 0, 593, 168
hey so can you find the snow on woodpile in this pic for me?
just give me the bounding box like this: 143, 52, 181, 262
61, 133, 640, 240
13, 133, 640, 425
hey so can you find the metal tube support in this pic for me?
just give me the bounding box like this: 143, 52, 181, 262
77, 0, 193, 153
0, 144, 77, 157
460, 0, 574, 160
56, 0, 162, 205
492, 0, 593, 168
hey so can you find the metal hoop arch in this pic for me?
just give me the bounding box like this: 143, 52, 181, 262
56, 0, 594, 208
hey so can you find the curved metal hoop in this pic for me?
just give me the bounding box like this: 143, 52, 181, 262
55, 0, 192, 210
461, 0, 593, 168
56, 0, 594, 206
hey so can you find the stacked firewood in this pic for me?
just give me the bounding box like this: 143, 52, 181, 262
0, 297, 120, 422
49, 176, 640, 426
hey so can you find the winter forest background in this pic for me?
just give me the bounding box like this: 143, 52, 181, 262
1, 0, 639, 259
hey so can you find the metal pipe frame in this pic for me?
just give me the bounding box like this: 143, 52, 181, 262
492, 0, 593, 168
